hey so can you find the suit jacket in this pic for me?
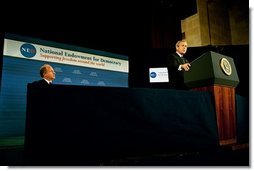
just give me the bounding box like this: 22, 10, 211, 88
31, 79, 52, 87
166, 52, 189, 90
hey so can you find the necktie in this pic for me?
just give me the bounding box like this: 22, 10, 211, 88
181, 57, 186, 63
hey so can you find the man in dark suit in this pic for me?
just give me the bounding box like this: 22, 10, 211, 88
32, 64, 56, 86
166, 40, 191, 90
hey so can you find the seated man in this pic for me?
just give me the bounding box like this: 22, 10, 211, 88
32, 64, 56, 86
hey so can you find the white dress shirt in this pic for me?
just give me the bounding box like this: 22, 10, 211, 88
176, 52, 184, 71
43, 78, 52, 84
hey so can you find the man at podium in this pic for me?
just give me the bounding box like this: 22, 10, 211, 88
166, 40, 191, 90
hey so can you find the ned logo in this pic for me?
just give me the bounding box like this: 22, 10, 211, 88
150, 72, 157, 78
20, 43, 36, 58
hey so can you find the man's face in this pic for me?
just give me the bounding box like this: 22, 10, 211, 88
176, 42, 188, 55
44, 66, 56, 81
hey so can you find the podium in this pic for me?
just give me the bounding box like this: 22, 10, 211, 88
184, 51, 240, 145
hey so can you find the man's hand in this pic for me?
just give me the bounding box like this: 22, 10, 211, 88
181, 63, 191, 71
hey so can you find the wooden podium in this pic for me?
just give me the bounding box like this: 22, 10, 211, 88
184, 51, 240, 146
